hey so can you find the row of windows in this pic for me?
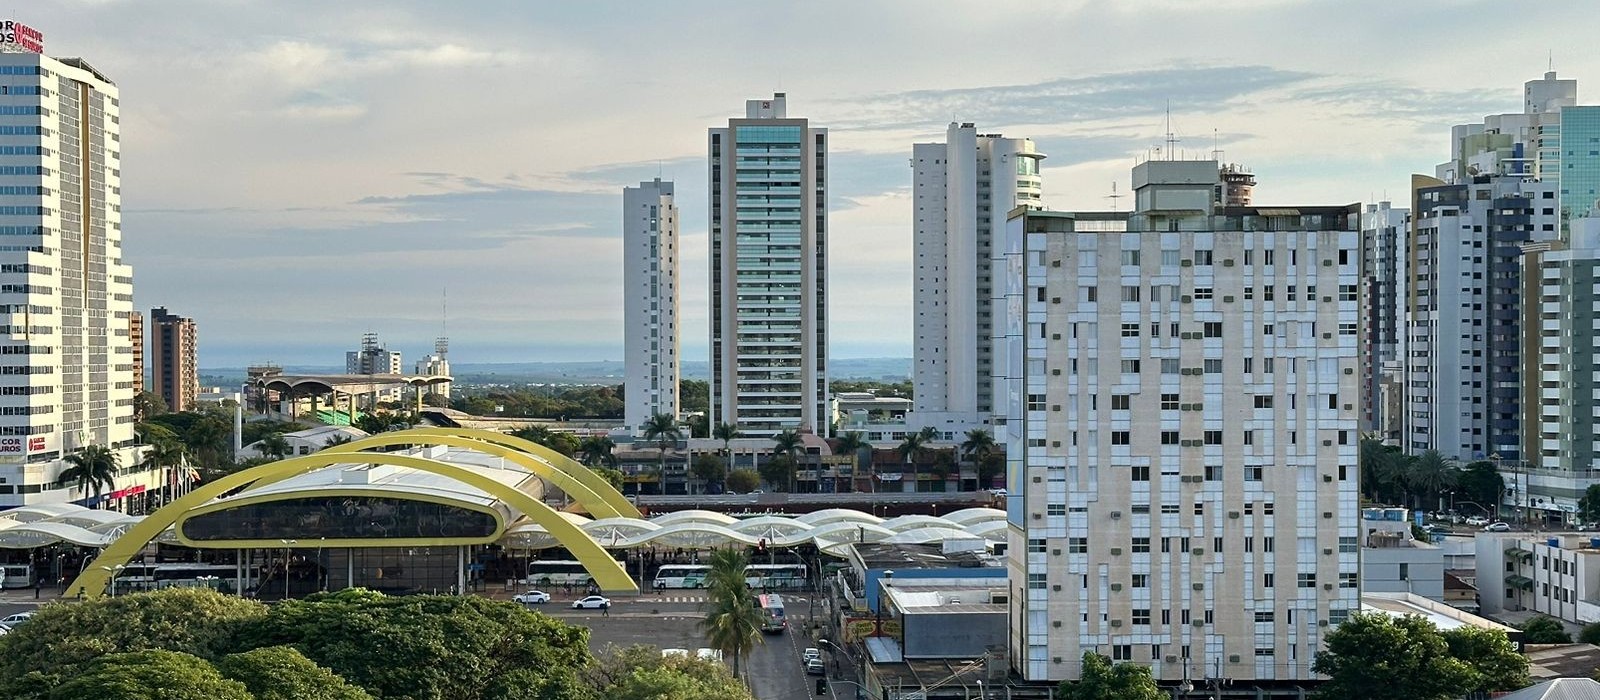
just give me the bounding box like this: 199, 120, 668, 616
0, 365, 52, 375
0, 345, 51, 354
0, 106, 45, 116
0, 405, 51, 415
0, 206, 49, 215
0, 66, 46, 75
0, 385, 51, 395
0, 284, 50, 294
0, 146, 47, 156
0, 167, 47, 176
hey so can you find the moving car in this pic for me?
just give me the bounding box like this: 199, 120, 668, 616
802, 648, 821, 663
805, 659, 826, 675
571, 595, 611, 609
1465, 516, 1490, 527
512, 590, 551, 605
0, 612, 33, 627
1483, 522, 1512, 532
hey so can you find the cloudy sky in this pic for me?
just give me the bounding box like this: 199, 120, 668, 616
30, 0, 1600, 366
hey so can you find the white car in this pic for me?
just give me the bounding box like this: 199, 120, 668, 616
571, 595, 611, 609
802, 647, 821, 663
1465, 516, 1490, 527
1483, 522, 1512, 532
0, 612, 33, 627
512, 590, 550, 605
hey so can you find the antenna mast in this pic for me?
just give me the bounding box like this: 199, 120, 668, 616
1163, 102, 1180, 160
1105, 182, 1123, 212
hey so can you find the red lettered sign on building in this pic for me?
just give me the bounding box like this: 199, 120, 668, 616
0, 21, 43, 54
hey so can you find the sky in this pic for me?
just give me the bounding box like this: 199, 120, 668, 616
27, 0, 1600, 367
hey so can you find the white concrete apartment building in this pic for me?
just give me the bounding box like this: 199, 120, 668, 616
1515, 217, 1600, 520
708, 93, 828, 438
1358, 507, 1444, 601
623, 178, 679, 434
1404, 175, 1559, 463
414, 337, 451, 400
1476, 532, 1600, 624
0, 45, 156, 509
999, 160, 1361, 688
909, 123, 1043, 435
346, 333, 403, 403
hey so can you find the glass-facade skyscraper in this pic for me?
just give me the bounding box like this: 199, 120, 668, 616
708, 94, 828, 438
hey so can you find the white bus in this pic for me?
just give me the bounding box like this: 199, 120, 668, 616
745, 563, 807, 590
115, 563, 245, 592
652, 564, 711, 589
757, 593, 787, 634
0, 564, 31, 589
523, 560, 595, 587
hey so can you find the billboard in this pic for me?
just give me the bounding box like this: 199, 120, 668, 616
0, 21, 42, 54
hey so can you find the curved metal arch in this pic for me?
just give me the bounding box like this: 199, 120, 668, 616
399, 428, 640, 519
66, 452, 637, 599
314, 432, 626, 519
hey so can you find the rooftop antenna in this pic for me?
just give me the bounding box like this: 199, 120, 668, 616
436, 288, 449, 358
1163, 101, 1180, 161
1211, 128, 1224, 162
1105, 181, 1123, 212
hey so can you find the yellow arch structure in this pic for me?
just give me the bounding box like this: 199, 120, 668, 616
66, 452, 637, 599
302, 432, 626, 520
399, 427, 640, 519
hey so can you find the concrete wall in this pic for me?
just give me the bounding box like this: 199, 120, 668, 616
904, 611, 1007, 659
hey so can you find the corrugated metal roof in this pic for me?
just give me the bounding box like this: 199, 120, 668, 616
1498, 678, 1600, 700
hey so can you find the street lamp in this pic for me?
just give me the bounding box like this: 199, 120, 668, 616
281, 539, 297, 600
99, 564, 125, 597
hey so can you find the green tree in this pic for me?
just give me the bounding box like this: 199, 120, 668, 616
510, 425, 553, 445
700, 549, 762, 682
1579, 485, 1600, 524
680, 380, 709, 413
769, 428, 803, 492
897, 431, 929, 493
1054, 651, 1163, 700
60, 444, 120, 504
139, 440, 189, 476
593, 466, 626, 492
1520, 615, 1572, 644
257, 432, 291, 460
216, 646, 373, 700
133, 390, 169, 421
1311, 612, 1479, 700
1407, 449, 1458, 510
545, 431, 581, 457
136, 420, 179, 446
579, 436, 618, 468
0, 589, 269, 698
1440, 625, 1530, 694
977, 453, 1004, 489
713, 422, 741, 469
585, 645, 751, 700
687, 413, 709, 439
758, 455, 795, 493
48, 650, 252, 700
833, 431, 867, 493
726, 468, 760, 494
1581, 621, 1600, 645
960, 428, 994, 489
643, 413, 682, 477
691, 453, 726, 494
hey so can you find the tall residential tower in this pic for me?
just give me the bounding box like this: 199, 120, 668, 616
623, 179, 679, 434
0, 35, 154, 508
1001, 161, 1361, 687
708, 93, 828, 437
150, 307, 198, 413
910, 123, 1043, 435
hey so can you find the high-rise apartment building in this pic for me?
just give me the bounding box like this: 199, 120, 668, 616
129, 310, 143, 395
1000, 161, 1360, 686
623, 178, 679, 433
1359, 201, 1408, 435
413, 337, 451, 400
150, 307, 198, 413
909, 123, 1043, 434
0, 37, 155, 508
1561, 105, 1600, 230
346, 333, 402, 403
708, 93, 828, 437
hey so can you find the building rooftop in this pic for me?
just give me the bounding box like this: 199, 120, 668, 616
853, 542, 997, 570
1361, 592, 1516, 633
885, 585, 1008, 614
1498, 677, 1600, 700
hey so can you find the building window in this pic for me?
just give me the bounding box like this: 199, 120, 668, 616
1131, 466, 1150, 481
1122, 285, 1141, 302
1028, 538, 1047, 553
1121, 250, 1141, 266
1203, 359, 1222, 373
1121, 323, 1141, 337
1028, 573, 1047, 590
1111, 394, 1130, 410
1161, 431, 1180, 445
1254, 396, 1273, 409
1194, 249, 1213, 265
1112, 431, 1131, 445
1161, 359, 1180, 374
1298, 573, 1317, 588
1132, 537, 1151, 553
1203, 430, 1222, 445
1340, 573, 1358, 588
1068, 537, 1088, 554
1205, 465, 1222, 481
1203, 321, 1222, 337
1132, 609, 1151, 625
1113, 644, 1133, 661
1121, 360, 1141, 374
1263, 573, 1275, 588
1161, 393, 1179, 410
1132, 574, 1149, 588
1255, 611, 1274, 623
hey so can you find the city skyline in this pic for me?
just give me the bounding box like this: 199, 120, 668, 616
22, 1, 1600, 366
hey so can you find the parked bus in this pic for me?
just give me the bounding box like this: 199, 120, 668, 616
745, 563, 807, 590
523, 560, 595, 587
0, 564, 32, 589
757, 594, 787, 634
114, 563, 245, 592
652, 564, 711, 589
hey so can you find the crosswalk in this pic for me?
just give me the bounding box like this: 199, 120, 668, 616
645, 595, 706, 604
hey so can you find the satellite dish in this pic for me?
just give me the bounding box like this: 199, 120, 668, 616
1466, 165, 1481, 176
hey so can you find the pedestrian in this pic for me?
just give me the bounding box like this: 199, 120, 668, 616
601, 601, 610, 617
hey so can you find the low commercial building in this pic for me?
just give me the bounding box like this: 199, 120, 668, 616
1360, 507, 1445, 600
1476, 533, 1600, 624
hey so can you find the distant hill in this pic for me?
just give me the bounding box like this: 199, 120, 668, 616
201, 357, 910, 386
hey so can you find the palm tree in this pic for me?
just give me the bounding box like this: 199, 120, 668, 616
961, 429, 995, 489
771, 428, 803, 493
898, 431, 929, 493
643, 413, 682, 478
833, 432, 867, 494
700, 548, 762, 682
578, 435, 617, 468
1407, 449, 1458, 511
324, 434, 355, 449
258, 432, 291, 460
61, 445, 119, 507
714, 422, 741, 469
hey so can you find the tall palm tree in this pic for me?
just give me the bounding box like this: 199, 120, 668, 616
961, 429, 995, 489
578, 435, 617, 468
833, 432, 867, 494
1407, 449, 1458, 511
61, 445, 119, 507
258, 433, 291, 460
714, 422, 741, 469
898, 431, 929, 493
643, 413, 682, 478
771, 428, 803, 493
700, 548, 762, 683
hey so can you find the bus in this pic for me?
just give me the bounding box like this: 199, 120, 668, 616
745, 563, 808, 591
115, 564, 246, 592
652, 564, 710, 589
757, 594, 787, 634
522, 560, 595, 587
0, 564, 32, 589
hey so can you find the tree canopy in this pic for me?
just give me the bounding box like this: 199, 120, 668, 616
1312, 611, 1527, 700
1054, 651, 1163, 700
0, 588, 754, 700
1520, 615, 1572, 644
